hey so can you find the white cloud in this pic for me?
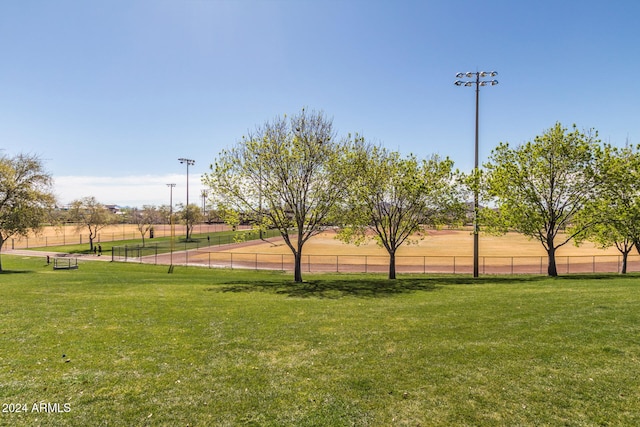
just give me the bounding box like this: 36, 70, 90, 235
54, 174, 207, 208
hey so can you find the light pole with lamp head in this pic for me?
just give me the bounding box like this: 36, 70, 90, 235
178, 158, 195, 240
166, 183, 176, 219
201, 190, 208, 216
454, 71, 498, 278
167, 183, 176, 266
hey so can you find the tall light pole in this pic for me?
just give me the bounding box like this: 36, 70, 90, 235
201, 190, 208, 216
454, 71, 498, 278
178, 158, 195, 240
166, 183, 176, 218
167, 183, 176, 266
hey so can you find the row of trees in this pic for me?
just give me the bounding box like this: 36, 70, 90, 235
206, 109, 640, 281
0, 158, 209, 271
205, 109, 467, 282
63, 198, 209, 251
2, 111, 639, 278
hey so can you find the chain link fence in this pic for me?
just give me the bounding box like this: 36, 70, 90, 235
112, 249, 640, 275
9, 223, 247, 249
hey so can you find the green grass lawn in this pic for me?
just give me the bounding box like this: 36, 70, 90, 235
1, 255, 640, 426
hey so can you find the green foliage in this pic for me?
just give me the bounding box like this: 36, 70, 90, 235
483, 122, 600, 276
575, 144, 640, 272
3, 256, 640, 425
0, 153, 56, 270
204, 108, 364, 282
338, 146, 464, 279
177, 204, 203, 241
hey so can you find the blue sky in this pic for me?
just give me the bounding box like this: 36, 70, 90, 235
1, 0, 639, 207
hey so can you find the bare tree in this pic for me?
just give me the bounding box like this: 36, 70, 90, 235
131, 205, 164, 247
69, 197, 114, 252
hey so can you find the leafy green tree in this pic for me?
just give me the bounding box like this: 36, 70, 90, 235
575, 144, 640, 273
204, 108, 361, 282
0, 153, 56, 271
483, 123, 600, 276
178, 204, 203, 241
69, 196, 114, 252
338, 146, 464, 279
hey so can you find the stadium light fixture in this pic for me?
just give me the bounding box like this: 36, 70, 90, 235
166, 183, 176, 217
454, 70, 499, 278
178, 158, 195, 239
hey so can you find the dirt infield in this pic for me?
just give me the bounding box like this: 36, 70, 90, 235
12, 225, 635, 274
138, 229, 635, 275
214, 229, 620, 257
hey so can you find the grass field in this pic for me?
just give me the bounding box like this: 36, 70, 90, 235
1, 255, 640, 426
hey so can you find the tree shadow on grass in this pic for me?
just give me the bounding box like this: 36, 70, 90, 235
211, 275, 546, 299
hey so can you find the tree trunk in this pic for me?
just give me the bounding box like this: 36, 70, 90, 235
0, 238, 4, 272
388, 251, 396, 280
621, 250, 629, 274
547, 246, 558, 277
294, 251, 303, 283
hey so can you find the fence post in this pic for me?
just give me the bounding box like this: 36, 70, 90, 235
540, 257, 543, 274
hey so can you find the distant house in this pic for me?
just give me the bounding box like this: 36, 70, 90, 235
105, 204, 122, 215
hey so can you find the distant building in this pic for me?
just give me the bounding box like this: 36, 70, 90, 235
105, 204, 122, 215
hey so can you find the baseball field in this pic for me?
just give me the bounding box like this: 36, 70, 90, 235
13, 225, 636, 275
